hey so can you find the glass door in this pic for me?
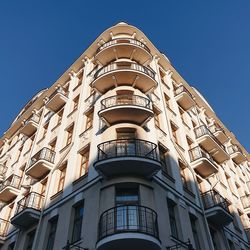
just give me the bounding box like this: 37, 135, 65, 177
115, 187, 139, 231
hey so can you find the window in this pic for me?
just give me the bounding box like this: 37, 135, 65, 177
42, 123, 49, 138
154, 108, 161, 128
57, 164, 67, 192
79, 147, 89, 177
26, 229, 36, 250
186, 136, 193, 148
16, 146, 23, 162
164, 93, 171, 109
159, 145, 169, 174
49, 139, 57, 151
7, 242, 15, 250
210, 228, 219, 250
189, 214, 201, 250
228, 239, 235, 250
115, 187, 139, 231
116, 129, 136, 140
179, 160, 191, 191
170, 122, 179, 144
57, 109, 64, 126
72, 95, 79, 111
71, 202, 84, 243
85, 111, 93, 130
167, 199, 178, 238
115, 187, 139, 206
46, 217, 58, 250
66, 124, 74, 146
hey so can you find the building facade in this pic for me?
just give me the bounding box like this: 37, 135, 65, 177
0, 22, 249, 250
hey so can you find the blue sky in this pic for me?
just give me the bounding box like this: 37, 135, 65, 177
0, 1, 249, 151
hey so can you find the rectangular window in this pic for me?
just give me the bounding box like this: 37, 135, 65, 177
154, 113, 160, 127
49, 139, 57, 151
46, 217, 58, 250
71, 202, 84, 243
79, 148, 89, 177
66, 124, 74, 145
85, 111, 93, 130
167, 199, 178, 238
179, 160, 191, 191
115, 187, 139, 231
57, 164, 67, 192
189, 215, 201, 250
170, 122, 178, 144
228, 239, 235, 250
57, 109, 64, 126
164, 93, 171, 109
26, 229, 36, 250
159, 145, 169, 174
7, 242, 15, 250
72, 95, 79, 111
115, 187, 139, 206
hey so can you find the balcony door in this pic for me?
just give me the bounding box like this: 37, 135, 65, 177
115, 187, 139, 231
116, 129, 136, 157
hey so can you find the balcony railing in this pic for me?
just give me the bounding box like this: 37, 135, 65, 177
241, 195, 250, 209
98, 205, 159, 240
29, 147, 56, 168
100, 94, 152, 110
97, 139, 159, 162
94, 62, 155, 80
48, 87, 68, 100
0, 175, 21, 192
0, 219, 10, 237
174, 85, 192, 98
209, 123, 224, 134
227, 145, 243, 155
15, 192, 44, 215
194, 125, 226, 151
189, 146, 216, 164
201, 190, 230, 212
96, 38, 150, 54
24, 113, 40, 125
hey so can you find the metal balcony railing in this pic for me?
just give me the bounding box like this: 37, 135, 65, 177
100, 94, 152, 110
94, 62, 155, 80
96, 38, 150, 54
15, 192, 44, 215
97, 139, 159, 162
98, 205, 159, 240
241, 195, 250, 209
194, 125, 226, 151
174, 85, 192, 98
24, 113, 40, 125
189, 146, 216, 164
227, 145, 243, 155
201, 190, 230, 212
0, 175, 21, 192
29, 147, 55, 168
0, 219, 10, 237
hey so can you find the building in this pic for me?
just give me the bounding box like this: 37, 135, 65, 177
0, 22, 249, 250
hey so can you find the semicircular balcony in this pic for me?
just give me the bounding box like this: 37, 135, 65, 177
92, 61, 157, 94
94, 139, 161, 178
96, 205, 161, 250
98, 94, 154, 126
95, 38, 152, 65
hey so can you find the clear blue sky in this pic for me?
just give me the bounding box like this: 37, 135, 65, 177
0, 1, 249, 151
